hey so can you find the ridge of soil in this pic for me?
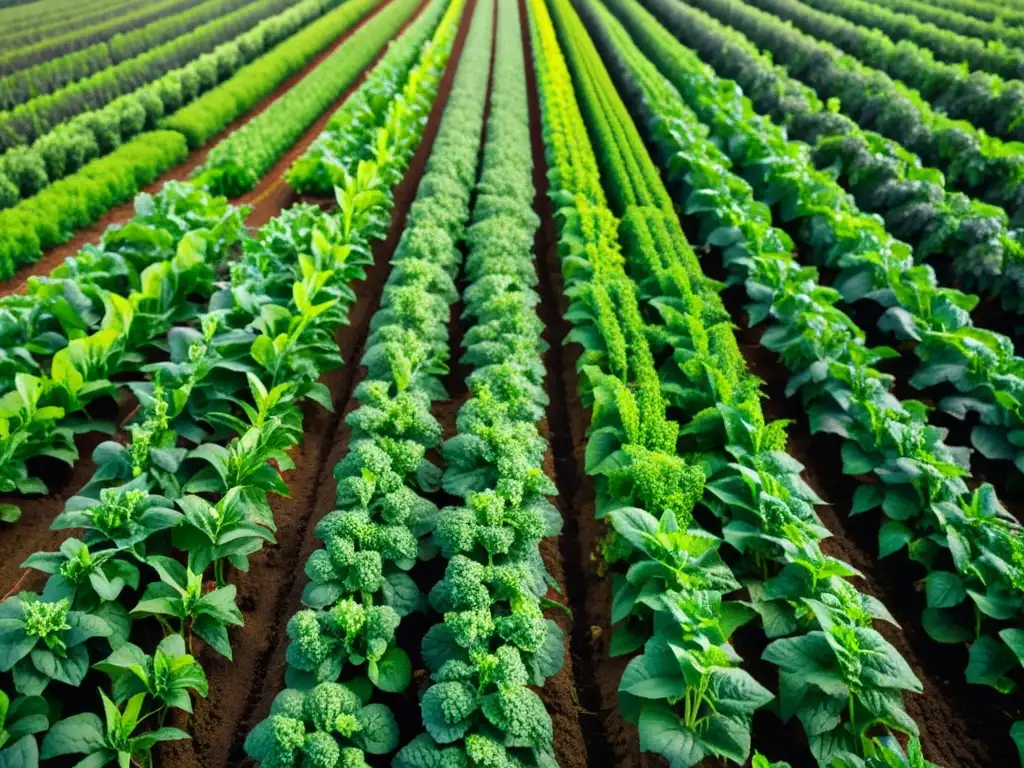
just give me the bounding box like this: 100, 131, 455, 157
0, 0, 410, 297
153, 2, 480, 763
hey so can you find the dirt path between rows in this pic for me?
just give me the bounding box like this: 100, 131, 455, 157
0, 0, 413, 297
153, 2, 479, 763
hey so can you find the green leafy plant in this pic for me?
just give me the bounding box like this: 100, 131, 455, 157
40, 690, 188, 767
94, 634, 207, 712
0, 595, 113, 695
131, 556, 242, 658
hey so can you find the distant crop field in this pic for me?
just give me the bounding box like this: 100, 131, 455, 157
1, 0, 1023, 765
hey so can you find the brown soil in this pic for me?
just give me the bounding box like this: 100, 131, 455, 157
0, 0, 410, 298
154, 2, 480, 763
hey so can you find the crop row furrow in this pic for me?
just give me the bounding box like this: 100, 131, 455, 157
746, 0, 1024, 145
533, 0, 930, 764
0, 0, 440, 518
242, 3, 514, 766
662, 0, 1024, 232
0, 0, 254, 109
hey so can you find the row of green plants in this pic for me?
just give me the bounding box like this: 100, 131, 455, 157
0, 0, 146, 48
0, 0, 202, 76
0, 0, 469, 756
0, 0, 379, 277
398, 1, 565, 762
0, 0, 304, 156
0, 161, 362, 768
793, 0, 1024, 82
286, 0, 448, 197
0, 0, 456, 515
867, 0, 1021, 44
598, 0, 1024, 758
632, 0, 1024, 483
0, 181, 251, 521
922, 0, 1024, 25
534, 0, 930, 764
192, 0, 420, 197
798, 0, 1024, 81
163, 0, 380, 149
0, 0, 457, 516
0, 131, 190, 280
0, 0, 340, 210
0, 0, 248, 110
746, 0, 1024, 144
662, 0, 1024, 228
244, 2, 516, 765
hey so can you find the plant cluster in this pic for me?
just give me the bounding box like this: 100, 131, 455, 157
287, 0, 456, 196
868, 0, 1024, 45
799, 0, 1024, 81
529, 0, 772, 764
535, 0, 935, 763
0, 0, 164, 53
662, 0, 1024, 229
0, 0, 309, 157
597, 0, 1024, 757
194, 0, 419, 197
0, 152, 394, 761
0, 131, 191, 278
0, 0, 478, 748
0, 175, 382, 767
746, 0, 1024, 144
246, 2, 497, 766
0, 181, 249, 520
163, 0, 380, 149
914, 0, 1024, 25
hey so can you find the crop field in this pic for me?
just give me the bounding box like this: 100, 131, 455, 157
4, 0, 1024, 764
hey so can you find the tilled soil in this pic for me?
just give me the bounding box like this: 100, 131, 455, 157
0, 0, 414, 298
5, 0, 1009, 763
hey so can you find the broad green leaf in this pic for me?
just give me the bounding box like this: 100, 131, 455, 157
367, 647, 411, 693
924, 571, 966, 609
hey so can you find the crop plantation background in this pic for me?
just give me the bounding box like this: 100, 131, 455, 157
1, 0, 1024, 765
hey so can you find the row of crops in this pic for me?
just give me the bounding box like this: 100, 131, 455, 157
2, 0, 1024, 764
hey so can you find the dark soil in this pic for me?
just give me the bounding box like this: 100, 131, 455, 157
0, 0, 412, 298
